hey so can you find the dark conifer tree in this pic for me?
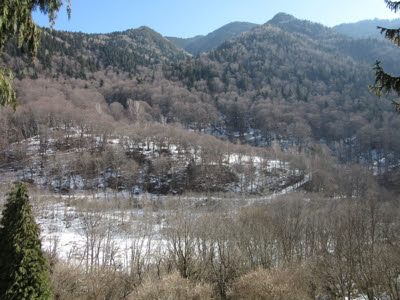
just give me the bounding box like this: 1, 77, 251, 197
0, 183, 52, 300
370, 0, 400, 110
0, 0, 71, 108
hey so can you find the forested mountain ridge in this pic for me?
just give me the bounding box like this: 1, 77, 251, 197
1, 13, 400, 178
167, 21, 258, 54
4, 25, 189, 81
267, 12, 339, 41
333, 18, 400, 39
165, 17, 400, 162
166, 35, 204, 52
268, 13, 400, 74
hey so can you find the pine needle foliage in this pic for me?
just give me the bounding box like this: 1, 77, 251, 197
0, 67, 16, 109
385, 0, 400, 12
0, 183, 52, 300
0, 0, 71, 109
370, 1, 400, 110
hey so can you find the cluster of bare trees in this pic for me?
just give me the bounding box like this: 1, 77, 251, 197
29, 189, 399, 300
1, 96, 312, 195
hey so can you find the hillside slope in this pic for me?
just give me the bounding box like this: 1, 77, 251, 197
1, 14, 400, 174
333, 18, 400, 39
167, 22, 258, 54
268, 13, 400, 74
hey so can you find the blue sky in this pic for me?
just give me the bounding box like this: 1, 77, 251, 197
33, 0, 399, 38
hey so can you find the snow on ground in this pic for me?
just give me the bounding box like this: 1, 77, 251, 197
0, 127, 313, 266
243, 172, 312, 206
34, 197, 166, 268
0, 127, 308, 196
31, 165, 311, 264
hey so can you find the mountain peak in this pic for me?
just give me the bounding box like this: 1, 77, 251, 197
268, 12, 297, 24
267, 12, 340, 41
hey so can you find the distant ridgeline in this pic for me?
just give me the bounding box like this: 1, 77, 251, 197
333, 18, 400, 39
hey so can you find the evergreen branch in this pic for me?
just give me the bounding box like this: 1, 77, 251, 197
0, 68, 17, 110
0, 0, 71, 109
385, 0, 400, 12
377, 26, 400, 46
31, 0, 71, 27
369, 61, 400, 111
392, 99, 400, 110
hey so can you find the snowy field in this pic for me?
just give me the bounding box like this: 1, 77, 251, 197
19, 170, 311, 268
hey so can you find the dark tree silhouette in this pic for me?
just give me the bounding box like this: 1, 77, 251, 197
0, 183, 52, 299
0, 0, 71, 108
370, 0, 400, 110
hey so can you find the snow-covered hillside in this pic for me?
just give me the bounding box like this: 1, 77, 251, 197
0, 126, 309, 196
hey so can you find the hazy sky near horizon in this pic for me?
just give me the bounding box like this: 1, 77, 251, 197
33, 0, 399, 38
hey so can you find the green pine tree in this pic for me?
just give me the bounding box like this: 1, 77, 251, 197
0, 183, 52, 300
0, 0, 72, 109
370, 0, 400, 110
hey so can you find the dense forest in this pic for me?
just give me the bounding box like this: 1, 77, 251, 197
2, 13, 400, 175
0, 12, 400, 300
